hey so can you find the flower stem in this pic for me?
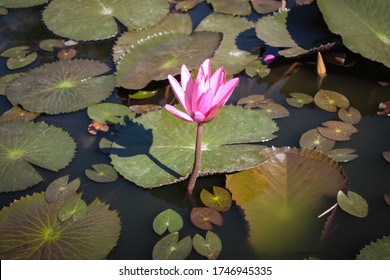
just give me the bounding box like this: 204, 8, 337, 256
187, 122, 203, 194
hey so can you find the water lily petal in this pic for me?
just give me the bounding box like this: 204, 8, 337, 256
164, 104, 195, 122
210, 66, 225, 95
180, 64, 195, 111
168, 75, 188, 112
212, 77, 239, 106
197, 59, 211, 83
193, 111, 206, 122
197, 88, 215, 115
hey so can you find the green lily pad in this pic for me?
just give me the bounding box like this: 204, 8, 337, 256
85, 164, 118, 183
7, 52, 38, 70
325, 148, 358, 162
0, 120, 76, 192
58, 198, 88, 222
115, 31, 222, 89
39, 39, 65, 52
6, 59, 115, 114
0, 73, 22, 96
237, 95, 270, 109
357, 235, 390, 260
317, 120, 357, 141
0, 192, 121, 259
113, 13, 192, 63
99, 134, 115, 154
251, 0, 281, 14
88, 103, 134, 124
153, 209, 183, 235
337, 190, 368, 218
196, 13, 257, 75
207, 0, 251, 16
245, 60, 270, 78
190, 207, 223, 230
42, 0, 169, 41
314, 89, 350, 112
338, 107, 362, 124
0, 0, 48, 8
175, 0, 205, 11
257, 103, 290, 119
286, 92, 314, 108
0, 46, 30, 57
0, 106, 40, 122
129, 90, 158, 100
109, 105, 278, 188
45, 175, 80, 203
299, 128, 335, 152
226, 147, 347, 255
152, 232, 192, 260
317, 0, 390, 68
193, 231, 222, 260
200, 186, 232, 212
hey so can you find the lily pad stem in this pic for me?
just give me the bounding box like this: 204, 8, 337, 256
187, 122, 203, 194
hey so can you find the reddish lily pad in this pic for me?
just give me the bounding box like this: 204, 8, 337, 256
39, 39, 65, 52
190, 207, 223, 230
193, 231, 222, 260
200, 186, 232, 212
317, 121, 358, 141
45, 175, 80, 203
384, 194, 390, 206
337, 190, 368, 218
314, 90, 350, 112
258, 103, 290, 119
58, 198, 88, 222
152, 209, 183, 235
85, 164, 118, 183
338, 107, 362, 124
57, 48, 77, 61
152, 232, 192, 260
286, 92, 314, 108
383, 151, 390, 163
0, 106, 40, 122
299, 128, 335, 152
325, 149, 358, 163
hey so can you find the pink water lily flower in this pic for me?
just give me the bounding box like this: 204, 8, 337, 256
165, 59, 239, 123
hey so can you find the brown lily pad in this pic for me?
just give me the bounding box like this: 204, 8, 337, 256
317, 120, 357, 141
299, 128, 335, 152
338, 107, 361, 124
257, 103, 290, 119
385, 194, 390, 206
190, 207, 223, 230
129, 104, 161, 115
383, 151, 390, 163
325, 148, 359, 162
57, 48, 77, 60
0, 106, 40, 122
314, 89, 350, 112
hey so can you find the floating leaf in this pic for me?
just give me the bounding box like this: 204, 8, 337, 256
356, 235, 390, 260
0, 120, 76, 192
245, 60, 270, 78
337, 191, 368, 218
208, 0, 251, 16
0, 192, 121, 259
257, 103, 290, 119
113, 13, 192, 62
7, 52, 38, 70
58, 198, 88, 222
85, 164, 118, 183
0, 46, 30, 57
6, 59, 115, 114
45, 175, 80, 203
57, 48, 77, 61
99, 134, 115, 154
325, 148, 358, 162
0, 106, 40, 122
237, 95, 270, 109
286, 92, 314, 108
314, 89, 350, 112
317, 0, 390, 68
152, 232, 192, 260
190, 207, 223, 230
201, 187, 232, 212
299, 128, 335, 152
0, 73, 22, 96
0, 0, 49, 8
251, 0, 280, 14
87, 103, 134, 124
43, 0, 169, 41
115, 31, 222, 89
129, 90, 158, 100
196, 13, 257, 75
129, 105, 161, 115
383, 151, 390, 163
110, 106, 278, 188
317, 120, 357, 141
0, 6, 7, 14
175, 0, 205, 11
153, 209, 183, 235
39, 39, 65, 52
338, 107, 362, 124
193, 231, 222, 260
226, 147, 347, 255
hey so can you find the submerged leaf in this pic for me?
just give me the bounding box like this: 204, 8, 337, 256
0, 120, 76, 192
85, 164, 118, 183
6, 59, 115, 114
314, 89, 350, 112
357, 235, 390, 260
58, 198, 88, 222
193, 231, 222, 260
45, 175, 80, 203
153, 209, 183, 235
200, 186, 232, 212
299, 128, 335, 152
245, 60, 270, 78
337, 191, 368, 218
208, 0, 251, 16
0, 192, 121, 259
190, 207, 223, 230
152, 232, 192, 260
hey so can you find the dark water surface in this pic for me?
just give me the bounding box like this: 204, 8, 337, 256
1, 6, 390, 260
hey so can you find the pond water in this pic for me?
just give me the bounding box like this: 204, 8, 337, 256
0, 4, 390, 260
